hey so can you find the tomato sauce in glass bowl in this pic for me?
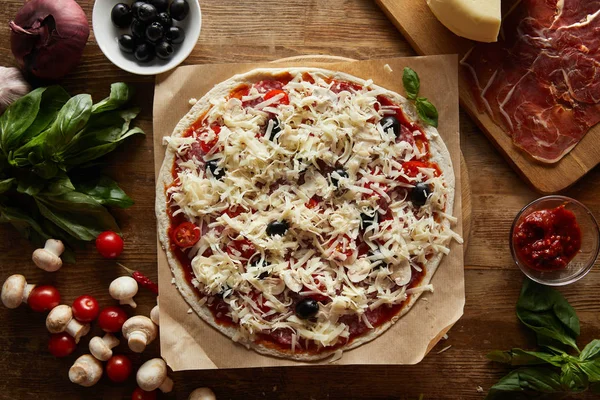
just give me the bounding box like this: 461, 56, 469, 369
510, 196, 599, 286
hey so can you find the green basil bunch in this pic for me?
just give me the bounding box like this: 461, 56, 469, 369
0, 83, 144, 261
486, 279, 600, 399
402, 67, 439, 127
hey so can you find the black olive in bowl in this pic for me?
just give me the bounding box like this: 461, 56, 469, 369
170, 0, 190, 21
165, 26, 185, 44
148, 0, 169, 12
131, 1, 146, 19
157, 12, 173, 28
134, 43, 155, 63
111, 3, 133, 28
155, 40, 175, 60
137, 3, 158, 23
145, 22, 165, 43
130, 18, 147, 39
118, 34, 136, 53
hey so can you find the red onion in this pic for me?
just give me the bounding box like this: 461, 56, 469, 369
9, 0, 90, 81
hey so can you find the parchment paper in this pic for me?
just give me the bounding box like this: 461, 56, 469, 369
153, 55, 464, 370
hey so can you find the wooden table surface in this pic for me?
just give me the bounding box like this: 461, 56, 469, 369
0, 1, 599, 399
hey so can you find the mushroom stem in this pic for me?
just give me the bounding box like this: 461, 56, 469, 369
150, 304, 160, 326
109, 276, 139, 309
46, 305, 90, 343
32, 239, 64, 272
1, 275, 35, 309
69, 355, 103, 387
89, 333, 120, 361
22, 284, 36, 303
122, 315, 157, 353
159, 376, 174, 393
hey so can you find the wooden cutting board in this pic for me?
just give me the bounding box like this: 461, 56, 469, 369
376, 0, 600, 194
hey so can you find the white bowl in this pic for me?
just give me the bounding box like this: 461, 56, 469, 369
92, 0, 201, 75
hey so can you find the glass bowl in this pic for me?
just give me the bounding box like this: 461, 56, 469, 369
510, 195, 600, 286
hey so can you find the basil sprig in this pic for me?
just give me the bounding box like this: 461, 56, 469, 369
402, 67, 439, 127
0, 83, 143, 261
486, 279, 600, 399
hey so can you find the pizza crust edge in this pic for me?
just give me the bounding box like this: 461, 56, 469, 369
155, 67, 456, 361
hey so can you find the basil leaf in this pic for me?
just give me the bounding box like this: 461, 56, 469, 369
0, 178, 15, 194
486, 367, 564, 399
0, 86, 70, 155
91, 83, 133, 114
487, 349, 564, 367
11, 94, 93, 166
0, 202, 50, 244
0, 88, 45, 153
402, 67, 420, 100
74, 176, 133, 208
62, 127, 144, 167
47, 94, 94, 153
581, 340, 600, 361
560, 363, 588, 391
34, 192, 120, 241
42, 174, 76, 197
579, 359, 600, 382
16, 172, 46, 196
416, 97, 439, 127
517, 279, 580, 352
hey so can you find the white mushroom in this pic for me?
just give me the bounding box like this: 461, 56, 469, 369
189, 387, 216, 400
109, 276, 138, 308
1, 274, 35, 309
46, 305, 90, 343
347, 258, 372, 283
280, 270, 303, 292
150, 304, 160, 326
69, 355, 103, 387
136, 358, 173, 393
122, 315, 157, 353
89, 333, 120, 361
390, 258, 412, 286
32, 239, 65, 272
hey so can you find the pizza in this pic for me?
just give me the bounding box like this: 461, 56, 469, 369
156, 67, 461, 360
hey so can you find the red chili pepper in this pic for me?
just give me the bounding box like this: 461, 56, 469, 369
118, 263, 159, 295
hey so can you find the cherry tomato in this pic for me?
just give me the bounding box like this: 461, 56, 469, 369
106, 355, 132, 383
264, 89, 290, 105
28, 285, 60, 312
132, 387, 157, 400
306, 198, 319, 209
71, 295, 100, 323
226, 238, 256, 260
96, 231, 124, 259
199, 125, 221, 153
224, 206, 243, 218
98, 306, 128, 333
48, 333, 76, 357
171, 222, 200, 248
399, 161, 441, 180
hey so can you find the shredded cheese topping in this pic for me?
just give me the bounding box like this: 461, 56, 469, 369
166, 70, 461, 351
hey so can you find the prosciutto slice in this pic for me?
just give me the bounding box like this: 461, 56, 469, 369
461, 0, 600, 163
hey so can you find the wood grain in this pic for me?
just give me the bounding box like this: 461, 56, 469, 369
0, 1, 598, 399
376, 0, 600, 194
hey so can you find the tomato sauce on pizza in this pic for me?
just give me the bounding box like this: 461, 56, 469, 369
160, 69, 460, 356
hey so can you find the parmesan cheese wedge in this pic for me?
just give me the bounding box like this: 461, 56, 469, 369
426, 0, 501, 43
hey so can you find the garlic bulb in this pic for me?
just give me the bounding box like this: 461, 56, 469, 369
0, 67, 30, 113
